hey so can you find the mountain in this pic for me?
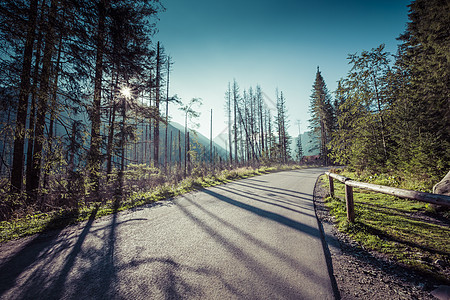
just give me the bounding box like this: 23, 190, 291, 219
292, 131, 320, 157
164, 121, 228, 163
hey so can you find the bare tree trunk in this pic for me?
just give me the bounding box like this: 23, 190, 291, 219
210, 109, 213, 165
119, 99, 126, 196
372, 74, 388, 160
268, 110, 273, 160
227, 83, 232, 164
27, 0, 58, 201
184, 114, 187, 177
89, 0, 107, 197
106, 73, 118, 177
153, 42, 161, 167
43, 29, 63, 190
11, 0, 39, 193
233, 81, 238, 165
178, 130, 181, 173
187, 131, 190, 175
26, 1, 45, 192
164, 57, 170, 172
169, 130, 173, 168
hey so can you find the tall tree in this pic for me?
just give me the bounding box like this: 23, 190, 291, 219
164, 56, 172, 172
25, 1, 46, 193
10, 0, 39, 192
153, 41, 162, 166
309, 67, 333, 165
295, 120, 303, 163
179, 98, 202, 176
232, 80, 239, 164
256, 85, 265, 156
225, 82, 233, 163
27, 0, 58, 200
329, 79, 355, 165
88, 0, 108, 197
347, 44, 392, 161
331, 46, 392, 171
391, 0, 450, 178
276, 90, 290, 163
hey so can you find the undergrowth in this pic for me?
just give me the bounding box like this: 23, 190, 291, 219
321, 170, 450, 284
0, 164, 304, 242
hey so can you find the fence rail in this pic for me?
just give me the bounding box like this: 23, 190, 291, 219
325, 172, 450, 222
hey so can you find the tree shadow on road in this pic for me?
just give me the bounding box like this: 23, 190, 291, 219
214, 185, 315, 217
0, 199, 128, 300
0, 208, 92, 299
233, 180, 314, 198
175, 195, 326, 299
202, 189, 320, 238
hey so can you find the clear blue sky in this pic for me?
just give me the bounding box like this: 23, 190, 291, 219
155, 0, 411, 141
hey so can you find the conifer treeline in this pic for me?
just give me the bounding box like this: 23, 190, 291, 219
310, 0, 449, 180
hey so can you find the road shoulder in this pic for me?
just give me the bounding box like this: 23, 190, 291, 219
313, 176, 436, 300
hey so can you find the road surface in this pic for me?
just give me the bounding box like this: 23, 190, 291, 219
0, 167, 337, 299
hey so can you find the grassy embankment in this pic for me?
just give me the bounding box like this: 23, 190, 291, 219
0, 164, 306, 243
320, 170, 450, 283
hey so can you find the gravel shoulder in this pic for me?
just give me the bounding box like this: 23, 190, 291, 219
314, 178, 440, 300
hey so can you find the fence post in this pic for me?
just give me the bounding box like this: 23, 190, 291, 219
345, 184, 355, 222
328, 175, 334, 197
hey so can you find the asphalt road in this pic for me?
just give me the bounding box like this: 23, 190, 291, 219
0, 167, 336, 300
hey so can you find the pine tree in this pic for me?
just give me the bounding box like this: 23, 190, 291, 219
276, 90, 290, 163
88, 0, 108, 197
309, 67, 333, 165
329, 79, 354, 165
27, 0, 59, 200
391, 0, 450, 178
10, 0, 39, 193
295, 121, 303, 163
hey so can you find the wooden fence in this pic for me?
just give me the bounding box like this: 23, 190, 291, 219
325, 172, 450, 222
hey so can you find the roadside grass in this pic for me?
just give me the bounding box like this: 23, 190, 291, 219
320, 171, 450, 283
0, 164, 306, 243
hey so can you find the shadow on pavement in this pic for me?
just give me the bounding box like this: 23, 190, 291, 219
234, 180, 314, 198
0, 208, 96, 298
176, 197, 322, 299
202, 189, 319, 238
215, 185, 315, 217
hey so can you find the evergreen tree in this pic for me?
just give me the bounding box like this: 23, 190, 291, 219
329, 46, 393, 171
329, 79, 354, 165
9, 0, 39, 193
391, 0, 450, 178
276, 90, 290, 163
88, 0, 108, 197
309, 67, 333, 165
295, 121, 303, 163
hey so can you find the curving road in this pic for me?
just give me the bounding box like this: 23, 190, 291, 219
0, 167, 337, 299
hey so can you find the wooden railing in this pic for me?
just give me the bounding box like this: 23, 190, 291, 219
325, 172, 450, 222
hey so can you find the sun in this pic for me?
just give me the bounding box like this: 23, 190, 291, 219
120, 86, 131, 99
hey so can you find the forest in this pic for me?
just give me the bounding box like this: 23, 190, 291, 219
0, 0, 296, 222
309, 0, 449, 184
0, 0, 448, 224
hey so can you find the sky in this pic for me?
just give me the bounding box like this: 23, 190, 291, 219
154, 0, 411, 143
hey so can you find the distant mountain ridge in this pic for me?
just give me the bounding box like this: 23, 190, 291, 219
165, 121, 228, 162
